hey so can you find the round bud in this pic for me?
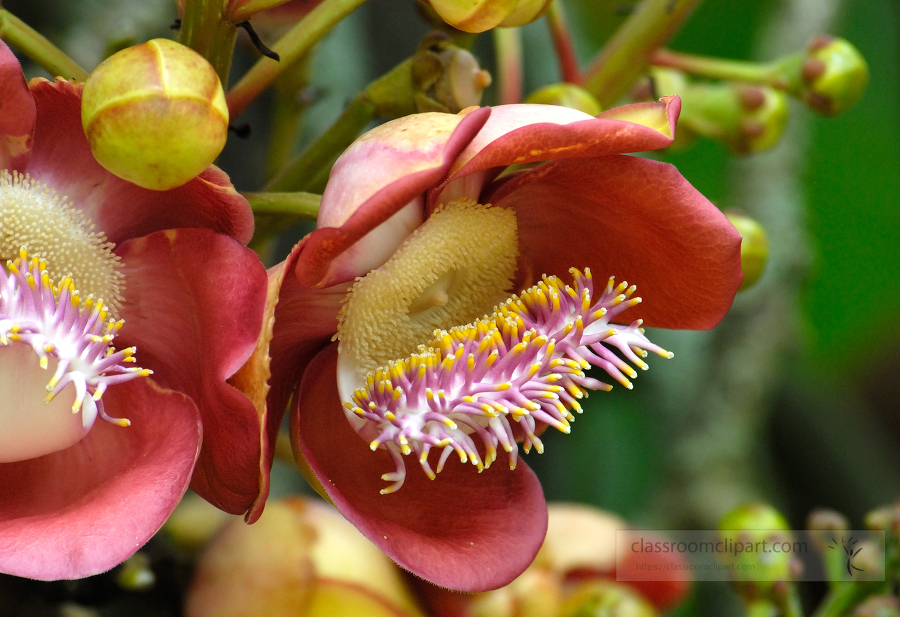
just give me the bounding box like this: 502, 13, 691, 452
801, 35, 869, 117
719, 503, 798, 593
526, 83, 603, 116
498, 0, 553, 27
726, 211, 769, 290
421, 0, 519, 33
81, 39, 229, 191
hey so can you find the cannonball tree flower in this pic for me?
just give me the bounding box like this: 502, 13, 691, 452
0, 40, 268, 578
267, 96, 743, 591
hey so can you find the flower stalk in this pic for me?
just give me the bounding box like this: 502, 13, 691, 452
546, 0, 580, 83
242, 191, 321, 219
0, 9, 87, 80
179, 0, 237, 86
493, 26, 523, 105
581, 0, 704, 108
226, 0, 370, 118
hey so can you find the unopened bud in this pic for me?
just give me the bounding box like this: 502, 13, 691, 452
681, 82, 788, 154
725, 211, 769, 290
560, 581, 657, 617
865, 504, 900, 533
526, 83, 602, 116
719, 503, 799, 597
413, 33, 492, 113
82, 39, 228, 190
498, 0, 553, 27
420, 0, 519, 33
798, 35, 868, 117
115, 552, 155, 591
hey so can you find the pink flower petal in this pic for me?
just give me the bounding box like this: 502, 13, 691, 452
489, 155, 743, 330
0, 40, 36, 172
116, 228, 268, 515
266, 253, 350, 449
25, 79, 254, 245
446, 97, 682, 182
293, 344, 548, 592
0, 378, 200, 580
293, 108, 490, 287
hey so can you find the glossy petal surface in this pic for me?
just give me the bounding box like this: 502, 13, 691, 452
116, 229, 267, 515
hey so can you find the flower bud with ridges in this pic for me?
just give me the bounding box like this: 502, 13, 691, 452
81, 39, 228, 191
725, 211, 768, 291
798, 35, 868, 117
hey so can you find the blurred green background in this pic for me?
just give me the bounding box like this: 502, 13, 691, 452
3, 0, 899, 614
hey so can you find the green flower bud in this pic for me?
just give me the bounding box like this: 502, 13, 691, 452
82, 38, 229, 191
560, 581, 657, 617
498, 0, 553, 27
115, 552, 155, 591
680, 82, 789, 154
725, 211, 769, 291
526, 83, 603, 116
420, 0, 519, 33
718, 503, 800, 599
798, 35, 869, 117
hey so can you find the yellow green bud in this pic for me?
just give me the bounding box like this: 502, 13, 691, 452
526, 83, 603, 116
498, 0, 553, 27
680, 82, 788, 154
81, 38, 229, 191
798, 35, 869, 117
560, 581, 657, 617
421, 0, 519, 33
718, 503, 799, 598
725, 211, 769, 290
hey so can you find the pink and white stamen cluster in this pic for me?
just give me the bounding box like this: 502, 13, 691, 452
344, 268, 674, 494
1, 248, 150, 428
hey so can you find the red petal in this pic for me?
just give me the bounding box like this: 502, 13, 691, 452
446, 98, 681, 182
0, 40, 35, 171
489, 155, 743, 330
0, 378, 200, 579
25, 79, 253, 245
116, 228, 268, 515
293, 108, 490, 287
293, 344, 548, 592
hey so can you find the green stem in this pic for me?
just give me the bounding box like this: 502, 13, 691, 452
813, 582, 880, 617
545, 0, 580, 83
230, 0, 294, 22
265, 57, 312, 180
581, 0, 704, 108
242, 191, 321, 219
652, 48, 786, 87
264, 94, 375, 192
226, 0, 370, 118
180, 0, 237, 87
493, 26, 523, 105
0, 9, 88, 80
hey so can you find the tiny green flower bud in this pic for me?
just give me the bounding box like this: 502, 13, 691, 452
526, 83, 603, 116
560, 581, 657, 617
725, 211, 769, 291
718, 503, 800, 599
680, 82, 789, 154
799, 35, 869, 117
81, 38, 229, 191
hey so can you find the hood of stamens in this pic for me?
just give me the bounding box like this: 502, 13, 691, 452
336, 198, 518, 377
0, 249, 150, 463
0, 170, 124, 316
343, 268, 674, 494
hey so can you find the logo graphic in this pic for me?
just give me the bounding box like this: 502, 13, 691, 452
828, 535, 864, 577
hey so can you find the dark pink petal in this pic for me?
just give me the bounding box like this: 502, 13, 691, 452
0, 40, 35, 171
445, 97, 681, 184
293, 344, 548, 592
25, 79, 254, 245
489, 155, 743, 330
293, 108, 490, 287
265, 253, 348, 456
0, 378, 200, 580
116, 228, 268, 515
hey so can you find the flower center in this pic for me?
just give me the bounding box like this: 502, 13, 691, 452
0, 170, 124, 316
0, 249, 150, 463
336, 198, 518, 376
335, 201, 673, 494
